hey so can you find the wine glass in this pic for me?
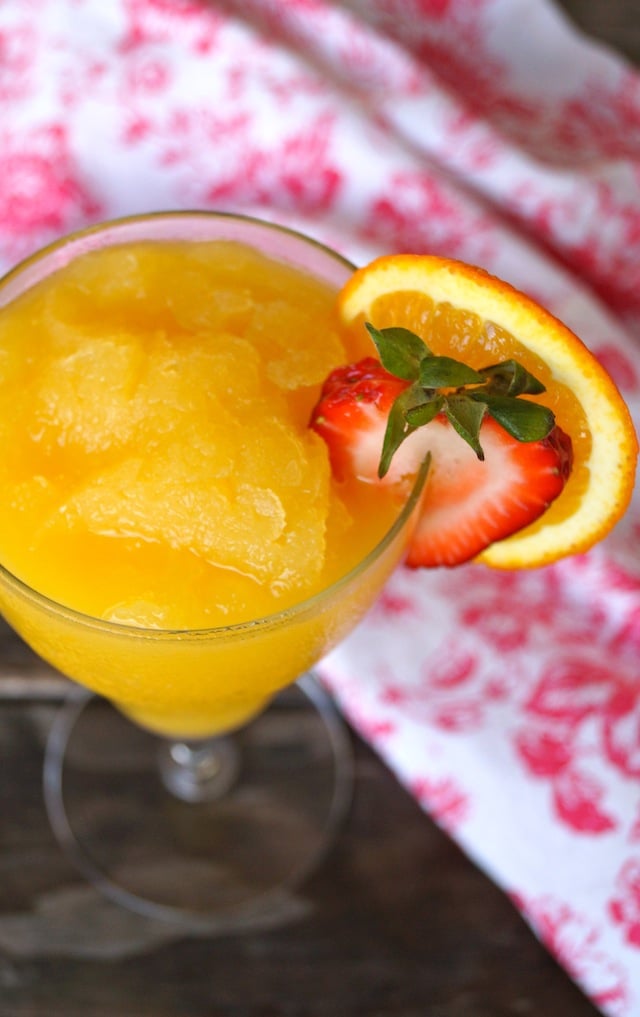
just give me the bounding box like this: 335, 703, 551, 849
0, 212, 426, 931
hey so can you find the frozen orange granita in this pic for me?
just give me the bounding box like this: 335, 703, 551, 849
0, 239, 404, 631
0, 227, 426, 737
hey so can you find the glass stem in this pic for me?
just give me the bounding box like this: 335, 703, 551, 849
158, 735, 241, 803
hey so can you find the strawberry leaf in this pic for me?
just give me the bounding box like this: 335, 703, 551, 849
379, 398, 413, 478
419, 356, 483, 389
378, 382, 428, 477
472, 392, 555, 442
366, 323, 430, 381
444, 395, 486, 459
359, 322, 556, 476
406, 395, 445, 428
479, 359, 546, 396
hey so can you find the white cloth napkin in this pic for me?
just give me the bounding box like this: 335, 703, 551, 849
1, 1, 639, 1012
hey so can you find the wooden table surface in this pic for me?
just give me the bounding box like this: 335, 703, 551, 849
0, 640, 604, 1017
1, 4, 638, 1016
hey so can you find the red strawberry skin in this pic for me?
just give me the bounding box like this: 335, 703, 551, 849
310, 358, 573, 568
310, 358, 407, 483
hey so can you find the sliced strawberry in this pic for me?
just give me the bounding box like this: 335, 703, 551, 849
310, 357, 573, 568
404, 416, 572, 566
310, 357, 408, 484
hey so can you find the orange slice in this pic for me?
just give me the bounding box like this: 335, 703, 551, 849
338, 254, 638, 569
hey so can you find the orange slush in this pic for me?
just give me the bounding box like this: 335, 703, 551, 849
0, 228, 418, 736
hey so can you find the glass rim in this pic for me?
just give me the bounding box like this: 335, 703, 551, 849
0, 209, 357, 303
0, 210, 427, 642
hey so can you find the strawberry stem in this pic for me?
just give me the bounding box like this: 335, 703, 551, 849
365, 322, 556, 477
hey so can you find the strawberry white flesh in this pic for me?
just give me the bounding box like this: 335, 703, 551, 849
401, 415, 571, 566
311, 357, 572, 568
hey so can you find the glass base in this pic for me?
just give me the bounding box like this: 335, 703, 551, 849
43, 674, 353, 932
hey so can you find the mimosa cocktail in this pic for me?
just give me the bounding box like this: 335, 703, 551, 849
0, 213, 425, 924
